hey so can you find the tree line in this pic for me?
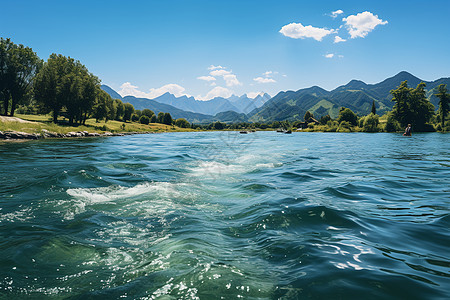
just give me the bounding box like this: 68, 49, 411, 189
1, 38, 180, 127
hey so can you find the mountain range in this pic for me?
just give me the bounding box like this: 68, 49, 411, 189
102, 71, 450, 123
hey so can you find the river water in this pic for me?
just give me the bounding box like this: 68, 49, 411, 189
0, 132, 449, 299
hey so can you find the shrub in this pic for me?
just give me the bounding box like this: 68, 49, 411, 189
338, 108, 358, 126
384, 113, 400, 132
139, 115, 150, 125
363, 113, 379, 132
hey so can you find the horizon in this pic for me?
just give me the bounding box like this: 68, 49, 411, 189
2, 0, 450, 101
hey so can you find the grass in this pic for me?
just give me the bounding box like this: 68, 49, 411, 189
0, 114, 196, 135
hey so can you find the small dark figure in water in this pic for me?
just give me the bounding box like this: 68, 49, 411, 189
403, 124, 412, 136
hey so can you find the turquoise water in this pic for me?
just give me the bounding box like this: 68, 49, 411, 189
0, 132, 449, 299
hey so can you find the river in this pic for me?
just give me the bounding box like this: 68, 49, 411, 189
0, 132, 449, 299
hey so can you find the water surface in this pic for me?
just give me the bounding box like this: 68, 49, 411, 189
0, 132, 449, 299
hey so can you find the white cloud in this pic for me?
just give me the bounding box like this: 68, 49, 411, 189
197, 86, 233, 101
208, 65, 224, 70
118, 82, 188, 99
210, 82, 216, 86
343, 11, 388, 38
331, 9, 344, 18
210, 69, 232, 77
263, 71, 273, 77
334, 36, 347, 43
280, 22, 336, 41
197, 75, 216, 81
247, 92, 260, 99
254, 77, 276, 83
324, 53, 334, 58
223, 74, 242, 87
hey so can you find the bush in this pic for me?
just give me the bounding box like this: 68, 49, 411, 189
384, 113, 400, 132
175, 118, 190, 128
139, 115, 150, 125
338, 108, 358, 126
362, 113, 379, 132
131, 114, 139, 122
338, 121, 352, 132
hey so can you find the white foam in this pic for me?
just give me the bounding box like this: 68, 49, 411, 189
63, 182, 189, 220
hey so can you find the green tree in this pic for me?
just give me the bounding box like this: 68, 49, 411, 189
371, 100, 376, 115
337, 107, 358, 126
175, 118, 190, 128
319, 114, 331, 125
123, 103, 134, 122
114, 99, 125, 120
391, 81, 434, 131
0, 38, 41, 116
362, 113, 379, 132
157, 112, 165, 123
105, 97, 116, 122
304, 111, 313, 122
435, 84, 449, 130
150, 114, 157, 123
163, 112, 173, 125
141, 108, 154, 118
92, 90, 110, 122
34, 54, 67, 123
139, 115, 150, 125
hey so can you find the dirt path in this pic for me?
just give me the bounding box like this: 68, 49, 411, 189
0, 116, 36, 123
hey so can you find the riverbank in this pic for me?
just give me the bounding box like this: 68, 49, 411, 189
0, 114, 195, 140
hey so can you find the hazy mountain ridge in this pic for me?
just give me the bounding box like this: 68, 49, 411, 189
102, 71, 449, 123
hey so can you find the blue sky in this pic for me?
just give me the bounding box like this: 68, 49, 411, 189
2, 0, 449, 100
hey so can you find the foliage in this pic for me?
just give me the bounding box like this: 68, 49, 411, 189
319, 114, 331, 125
304, 111, 313, 122
337, 107, 358, 126
123, 103, 134, 122
175, 118, 190, 128
157, 112, 164, 123
435, 84, 449, 130
163, 112, 172, 125
141, 108, 154, 118
34, 53, 100, 124
139, 115, 150, 125
362, 113, 380, 132
114, 99, 125, 121
384, 112, 401, 132
390, 81, 434, 131
0, 38, 42, 116
371, 100, 376, 115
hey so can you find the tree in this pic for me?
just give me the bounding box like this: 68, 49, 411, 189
157, 112, 165, 123
213, 121, 225, 130
0, 38, 41, 116
435, 84, 449, 130
150, 114, 157, 123
114, 99, 125, 120
139, 115, 150, 125
391, 81, 434, 131
319, 114, 331, 125
92, 90, 110, 122
34, 53, 100, 124
371, 100, 376, 115
362, 113, 379, 132
175, 118, 190, 128
34, 54, 67, 123
105, 96, 116, 122
304, 111, 313, 122
123, 103, 134, 122
163, 112, 173, 125
141, 108, 154, 118
337, 107, 358, 126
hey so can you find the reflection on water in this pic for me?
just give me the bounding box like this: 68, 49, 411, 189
0, 132, 449, 299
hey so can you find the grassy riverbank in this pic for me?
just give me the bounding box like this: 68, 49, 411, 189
0, 114, 196, 135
